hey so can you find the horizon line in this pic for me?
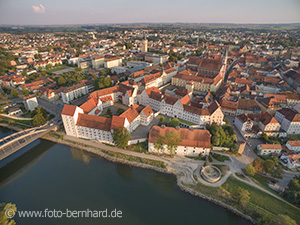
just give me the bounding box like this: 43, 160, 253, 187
1, 22, 300, 27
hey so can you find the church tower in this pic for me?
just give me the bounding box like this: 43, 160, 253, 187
141, 37, 148, 53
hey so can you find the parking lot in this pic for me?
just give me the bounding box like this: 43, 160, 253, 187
130, 116, 160, 139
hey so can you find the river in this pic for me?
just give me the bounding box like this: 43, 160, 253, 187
0, 127, 251, 225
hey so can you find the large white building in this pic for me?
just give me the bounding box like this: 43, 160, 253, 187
140, 87, 224, 128
148, 126, 211, 156
62, 103, 154, 144
274, 108, 300, 135
61, 83, 88, 104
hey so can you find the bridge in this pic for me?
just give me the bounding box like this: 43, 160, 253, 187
0, 123, 55, 161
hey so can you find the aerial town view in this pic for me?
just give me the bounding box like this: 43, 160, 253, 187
0, 0, 300, 225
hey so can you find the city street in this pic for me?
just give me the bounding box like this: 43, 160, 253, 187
225, 115, 262, 168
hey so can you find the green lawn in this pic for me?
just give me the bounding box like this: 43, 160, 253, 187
223, 176, 300, 222
252, 173, 279, 195
101, 150, 166, 168
186, 176, 300, 223
212, 154, 230, 162
126, 142, 148, 153
177, 118, 196, 126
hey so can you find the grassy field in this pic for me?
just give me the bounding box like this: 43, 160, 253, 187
252, 173, 279, 195
212, 154, 230, 162
101, 150, 166, 168
224, 176, 300, 222
126, 142, 148, 153
186, 175, 300, 223
178, 118, 196, 126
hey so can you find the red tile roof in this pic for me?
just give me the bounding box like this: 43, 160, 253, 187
62, 105, 77, 116
76, 114, 112, 131
110, 115, 126, 130
142, 105, 153, 117
149, 126, 211, 148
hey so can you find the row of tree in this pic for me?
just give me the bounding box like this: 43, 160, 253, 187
245, 157, 283, 178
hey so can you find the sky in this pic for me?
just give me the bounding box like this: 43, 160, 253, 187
0, 0, 299, 25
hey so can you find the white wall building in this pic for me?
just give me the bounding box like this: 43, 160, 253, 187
257, 144, 282, 155
23, 96, 38, 111
148, 126, 211, 156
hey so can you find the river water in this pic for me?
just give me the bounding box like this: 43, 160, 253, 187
0, 127, 251, 225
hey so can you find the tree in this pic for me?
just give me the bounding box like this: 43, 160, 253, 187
154, 135, 165, 152
21, 88, 30, 96
10, 89, 18, 96
274, 214, 297, 225
245, 164, 256, 177
38, 66, 43, 71
106, 108, 112, 115
45, 64, 52, 69
57, 76, 66, 86
252, 157, 264, 172
125, 43, 133, 49
0, 202, 17, 225
112, 126, 131, 148
272, 165, 284, 179
103, 77, 112, 87
164, 131, 182, 156
33, 107, 46, 126
263, 159, 275, 174
235, 187, 250, 206
159, 116, 165, 125
167, 118, 180, 127
85, 39, 90, 46
212, 136, 220, 146
116, 108, 124, 115
261, 133, 269, 142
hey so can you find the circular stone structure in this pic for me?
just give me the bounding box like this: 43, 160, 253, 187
201, 166, 221, 183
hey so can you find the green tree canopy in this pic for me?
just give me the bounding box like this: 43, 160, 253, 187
252, 157, 264, 172
167, 118, 180, 127
103, 77, 112, 87
10, 89, 19, 96
33, 107, 46, 126
263, 159, 275, 174
274, 214, 297, 225
164, 131, 182, 156
21, 88, 30, 96
154, 135, 165, 152
159, 116, 165, 125
112, 126, 131, 148
235, 187, 250, 206
57, 76, 66, 86
245, 164, 256, 177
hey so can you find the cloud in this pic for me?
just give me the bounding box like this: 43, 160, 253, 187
32, 4, 46, 14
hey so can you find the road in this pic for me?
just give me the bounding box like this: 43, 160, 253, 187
224, 58, 239, 82
37, 97, 62, 122
225, 115, 261, 168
